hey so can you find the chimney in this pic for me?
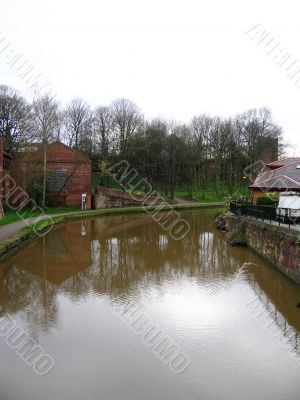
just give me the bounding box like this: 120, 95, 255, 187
0, 137, 3, 218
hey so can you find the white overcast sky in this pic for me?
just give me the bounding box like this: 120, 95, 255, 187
1, 0, 300, 155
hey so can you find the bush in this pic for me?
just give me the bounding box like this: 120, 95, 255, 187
224, 191, 248, 208
256, 193, 279, 206
27, 175, 44, 207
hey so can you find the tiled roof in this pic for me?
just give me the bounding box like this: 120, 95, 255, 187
266, 157, 300, 168
250, 161, 300, 189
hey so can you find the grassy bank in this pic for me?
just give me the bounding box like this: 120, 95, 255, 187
92, 172, 249, 202
0, 206, 80, 227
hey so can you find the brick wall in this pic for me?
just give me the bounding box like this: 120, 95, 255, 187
95, 186, 167, 207
0, 138, 3, 218
9, 142, 92, 208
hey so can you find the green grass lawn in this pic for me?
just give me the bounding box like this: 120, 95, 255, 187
92, 171, 249, 203
0, 175, 233, 231
0, 206, 81, 227
174, 188, 249, 202
92, 172, 123, 194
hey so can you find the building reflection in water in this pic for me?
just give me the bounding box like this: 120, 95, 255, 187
0, 211, 299, 359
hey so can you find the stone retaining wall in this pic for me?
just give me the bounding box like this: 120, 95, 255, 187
222, 214, 300, 285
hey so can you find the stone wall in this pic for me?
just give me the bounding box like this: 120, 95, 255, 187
222, 214, 300, 285
94, 186, 169, 209
245, 219, 300, 285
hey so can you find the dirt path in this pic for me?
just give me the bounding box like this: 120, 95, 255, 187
174, 197, 196, 205
0, 220, 28, 242
0, 211, 99, 243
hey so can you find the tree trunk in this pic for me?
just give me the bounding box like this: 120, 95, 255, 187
42, 140, 47, 209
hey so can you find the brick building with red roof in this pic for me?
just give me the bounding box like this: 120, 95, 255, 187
1, 141, 92, 211
250, 157, 300, 204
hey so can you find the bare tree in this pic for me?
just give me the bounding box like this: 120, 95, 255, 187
32, 95, 60, 208
235, 108, 282, 164
110, 98, 143, 158
0, 85, 32, 153
94, 106, 112, 158
62, 98, 91, 149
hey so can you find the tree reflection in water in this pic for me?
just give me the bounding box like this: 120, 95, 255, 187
0, 210, 299, 357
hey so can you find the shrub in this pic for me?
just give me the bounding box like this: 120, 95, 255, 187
27, 175, 44, 207
224, 191, 248, 208
256, 193, 279, 206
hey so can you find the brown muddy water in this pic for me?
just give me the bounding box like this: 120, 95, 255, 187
0, 210, 300, 400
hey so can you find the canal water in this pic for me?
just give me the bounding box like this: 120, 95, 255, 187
0, 210, 300, 400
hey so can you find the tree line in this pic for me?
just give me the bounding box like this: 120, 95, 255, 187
0, 84, 282, 201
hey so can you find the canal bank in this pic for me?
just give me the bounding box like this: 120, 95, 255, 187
217, 213, 300, 285
0, 202, 224, 261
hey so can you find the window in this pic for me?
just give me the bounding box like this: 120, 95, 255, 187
3, 158, 9, 170
48, 170, 68, 193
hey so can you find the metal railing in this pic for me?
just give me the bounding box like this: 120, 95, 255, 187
229, 202, 298, 229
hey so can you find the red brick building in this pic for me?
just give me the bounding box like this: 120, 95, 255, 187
0, 139, 14, 218
250, 157, 300, 204
0, 138, 3, 218
9, 142, 92, 208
